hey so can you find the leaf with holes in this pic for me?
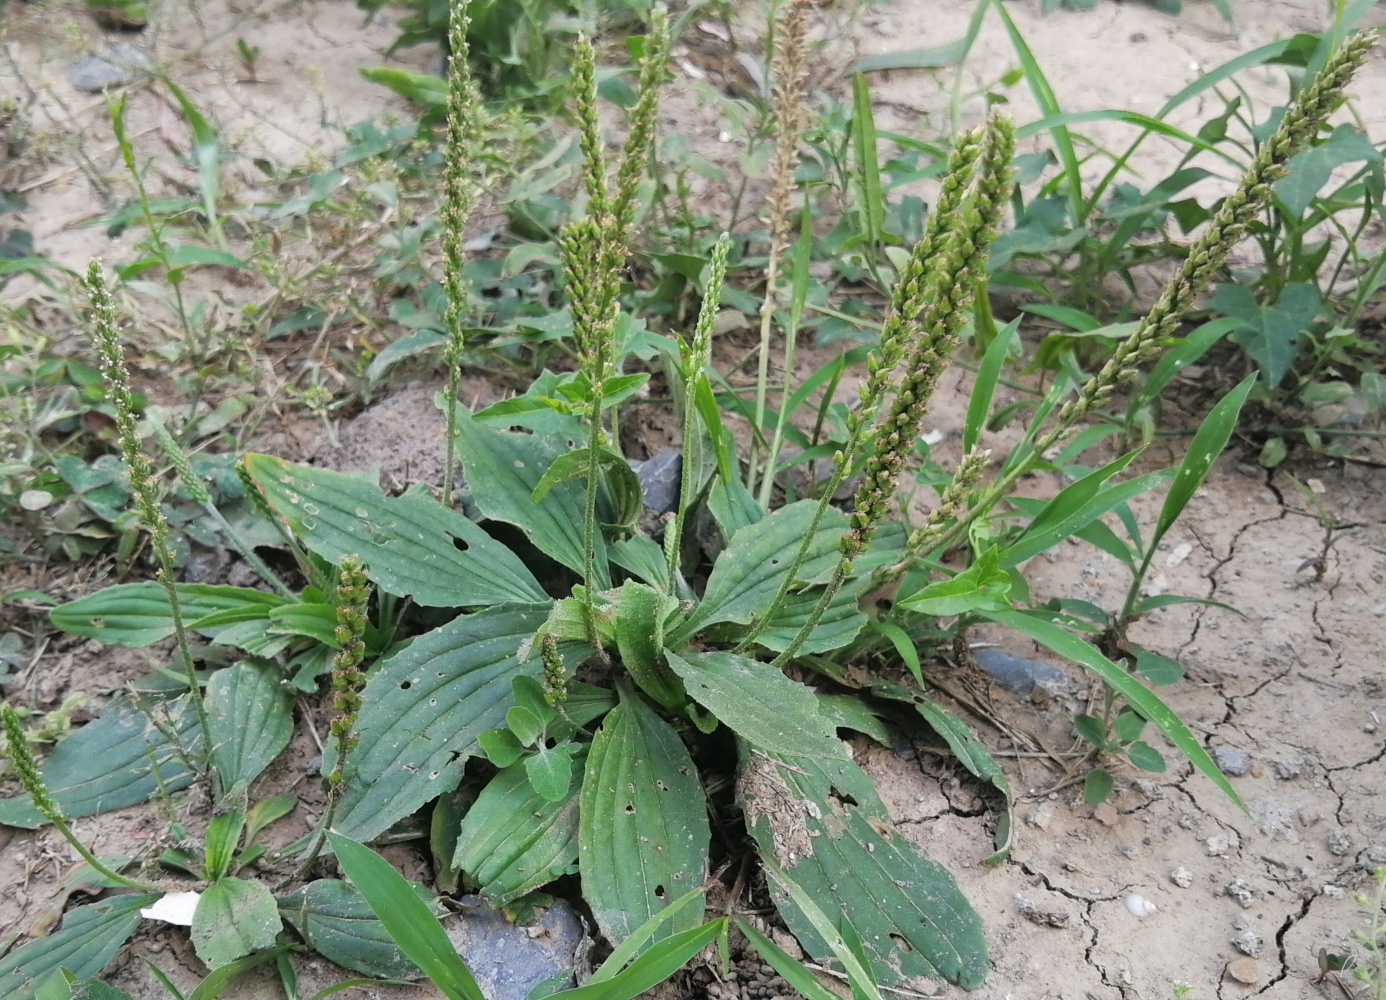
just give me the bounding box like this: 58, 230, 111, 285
0, 696, 198, 829
738, 749, 987, 989
664, 650, 846, 760
669, 500, 850, 642
0, 894, 157, 1000
279, 878, 442, 980
49, 583, 289, 647
579, 683, 709, 948
325, 605, 574, 843
453, 753, 583, 907
242, 455, 546, 607
450, 407, 610, 588
191, 877, 283, 969
206, 660, 293, 794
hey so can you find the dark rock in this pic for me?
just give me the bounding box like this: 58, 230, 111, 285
69, 43, 152, 92
1211, 746, 1251, 777
630, 448, 682, 515
446, 896, 586, 1000
973, 647, 1068, 695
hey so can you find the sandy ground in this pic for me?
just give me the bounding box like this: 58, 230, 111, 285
2, 1, 1385, 999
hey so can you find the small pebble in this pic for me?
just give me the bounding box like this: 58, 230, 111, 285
69, 42, 152, 92
1232, 928, 1263, 958
1226, 879, 1255, 908
1328, 827, 1354, 856
1170, 866, 1193, 888
1211, 746, 1251, 776
1273, 754, 1305, 780
1226, 958, 1261, 985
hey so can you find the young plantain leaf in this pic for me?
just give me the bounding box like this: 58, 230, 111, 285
328, 833, 486, 1000
206, 660, 293, 795
664, 650, 846, 760
738, 748, 987, 989
325, 605, 569, 843
450, 408, 610, 589
0, 696, 198, 828
0, 894, 157, 1000
453, 754, 583, 907
49, 583, 288, 647
279, 878, 441, 980
242, 455, 547, 607
191, 877, 282, 969
579, 684, 709, 949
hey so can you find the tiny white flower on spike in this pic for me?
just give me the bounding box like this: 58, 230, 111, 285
141, 891, 200, 926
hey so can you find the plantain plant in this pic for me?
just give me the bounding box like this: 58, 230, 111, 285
2, 2, 1374, 996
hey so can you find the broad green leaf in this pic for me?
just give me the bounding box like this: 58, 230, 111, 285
453, 755, 582, 906
738, 750, 987, 988
613, 581, 684, 709
532, 448, 643, 531
525, 745, 575, 802
0, 696, 198, 828
549, 919, 725, 1000
206, 661, 293, 795
670, 500, 848, 642
242, 456, 546, 606
451, 408, 610, 588
609, 534, 669, 590
735, 581, 867, 655
327, 605, 567, 843
1084, 768, 1114, 805
279, 878, 440, 980
1152, 374, 1255, 546
914, 700, 1014, 865
1126, 741, 1167, 772
1134, 646, 1184, 685
49, 583, 288, 647
898, 546, 1012, 617
0, 894, 157, 1000
191, 877, 282, 969
266, 603, 340, 647
816, 694, 892, 745
328, 833, 486, 1000
1275, 123, 1380, 217
1209, 283, 1327, 387
983, 609, 1244, 811
69, 981, 137, 1000
203, 809, 246, 882
664, 650, 846, 760
579, 684, 709, 948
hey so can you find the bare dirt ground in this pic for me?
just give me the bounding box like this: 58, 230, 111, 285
2, 1, 1386, 999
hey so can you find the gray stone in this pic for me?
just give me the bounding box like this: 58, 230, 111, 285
1211, 746, 1251, 777
445, 896, 586, 1000
69, 43, 152, 92
1328, 827, 1354, 857
1272, 753, 1306, 780
630, 448, 682, 515
973, 647, 1069, 695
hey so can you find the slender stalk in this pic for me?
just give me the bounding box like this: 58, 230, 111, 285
885, 29, 1377, 580
83, 262, 215, 796
749, 0, 811, 501
3, 704, 158, 890
734, 124, 991, 654
298, 556, 369, 872
441, 0, 484, 509
668, 233, 732, 589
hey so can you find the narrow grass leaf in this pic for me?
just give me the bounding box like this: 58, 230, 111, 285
327, 832, 485, 1000
549, 920, 725, 1000
851, 74, 886, 248
1153, 374, 1255, 546
280, 878, 440, 980
588, 887, 707, 986
734, 917, 841, 1000
964, 317, 1019, 453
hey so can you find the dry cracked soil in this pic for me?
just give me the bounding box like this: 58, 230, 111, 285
2, 1, 1386, 1000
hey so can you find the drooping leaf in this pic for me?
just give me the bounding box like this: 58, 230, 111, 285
451, 408, 610, 588
326, 605, 567, 843
453, 755, 583, 907
738, 749, 987, 988
579, 684, 709, 948
0, 696, 198, 829
327, 833, 486, 1000
670, 500, 849, 642
983, 609, 1244, 811
0, 894, 157, 1000
206, 661, 293, 794
49, 583, 289, 647
242, 455, 546, 606
815, 694, 892, 745
191, 877, 283, 969
279, 878, 441, 980
913, 700, 1014, 865
664, 650, 846, 760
